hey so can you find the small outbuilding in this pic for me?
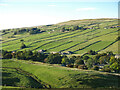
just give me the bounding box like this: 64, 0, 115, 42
38, 49, 45, 53
115, 54, 120, 59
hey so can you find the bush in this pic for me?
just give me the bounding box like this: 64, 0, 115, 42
74, 60, 84, 65
116, 36, 120, 41
66, 64, 74, 68
101, 68, 111, 72
88, 50, 97, 55
92, 65, 99, 71
83, 56, 89, 60
20, 43, 26, 49
73, 65, 78, 68
45, 53, 62, 64
2, 50, 12, 59
78, 65, 87, 69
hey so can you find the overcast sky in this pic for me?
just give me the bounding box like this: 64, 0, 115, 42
0, 0, 119, 30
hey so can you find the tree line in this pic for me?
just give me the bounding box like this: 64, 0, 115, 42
1, 49, 120, 73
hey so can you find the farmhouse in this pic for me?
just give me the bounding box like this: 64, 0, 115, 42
38, 49, 45, 53
66, 51, 73, 54
115, 54, 120, 59
98, 64, 105, 69
51, 52, 58, 54
104, 27, 107, 29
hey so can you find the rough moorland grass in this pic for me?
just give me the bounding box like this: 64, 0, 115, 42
2, 59, 120, 88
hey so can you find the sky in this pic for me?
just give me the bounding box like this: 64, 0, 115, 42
0, 0, 119, 30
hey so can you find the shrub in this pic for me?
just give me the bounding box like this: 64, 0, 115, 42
45, 53, 62, 64
66, 64, 74, 68
88, 50, 97, 55
92, 65, 99, 71
83, 56, 89, 60
78, 65, 84, 69
74, 60, 84, 65
101, 68, 111, 72
78, 65, 88, 69
73, 65, 78, 68
20, 43, 27, 49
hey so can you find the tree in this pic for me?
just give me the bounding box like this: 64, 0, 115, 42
61, 27, 65, 32
74, 60, 84, 65
74, 26, 79, 30
86, 58, 94, 69
109, 57, 120, 73
20, 43, 26, 49
24, 50, 33, 60
109, 56, 116, 65
61, 56, 70, 65
83, 56, 89, 60
2, 50, 12, 59
92, 65, 99, 71
110, 62, 120, 73
116, 36, 120, 41
45, 53, 62, 64
20, 39, 24, 42
99, 56, 107, 64
13, 31, 17, 35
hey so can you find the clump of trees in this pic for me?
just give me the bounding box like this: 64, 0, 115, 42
88, 50, 97, 55
44, 53, 62, 64
29, 28, 41, 34
13, 27, 41, 35
2, 50, 12, 59
60, 25, 85, 32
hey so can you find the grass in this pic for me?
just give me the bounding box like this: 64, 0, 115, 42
1, 18, 119, 89
2, 67, 43, 88
2, 19, 118, 54
2, 59, 120, 88
2, 27, 118, 54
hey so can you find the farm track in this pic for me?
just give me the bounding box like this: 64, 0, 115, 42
2, 67, 51, 88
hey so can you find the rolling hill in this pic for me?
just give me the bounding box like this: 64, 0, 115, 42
1, 18, 120, 89
1, 18, 119, 55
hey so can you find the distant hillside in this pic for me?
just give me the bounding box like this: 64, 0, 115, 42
1, 18, 119, 55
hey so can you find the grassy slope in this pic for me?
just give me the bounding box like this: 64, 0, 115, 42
2, 59, 120, 88
2, 19, 118, 54
2, 67, 44, 89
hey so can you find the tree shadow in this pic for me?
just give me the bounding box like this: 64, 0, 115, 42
81, 74, 120, 88
2, 77, 20, 86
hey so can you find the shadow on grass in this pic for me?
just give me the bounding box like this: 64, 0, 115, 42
79, 74, 119, 88
2, 76, 20, 86
2, 68, 43, 88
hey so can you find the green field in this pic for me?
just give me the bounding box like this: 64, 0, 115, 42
1, 18, 119, 55
1, 18, 119, 89
2, 59, 120, 88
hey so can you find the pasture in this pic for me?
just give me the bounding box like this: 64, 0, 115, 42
1, 18, 118, 55
1, 59, 120, 88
